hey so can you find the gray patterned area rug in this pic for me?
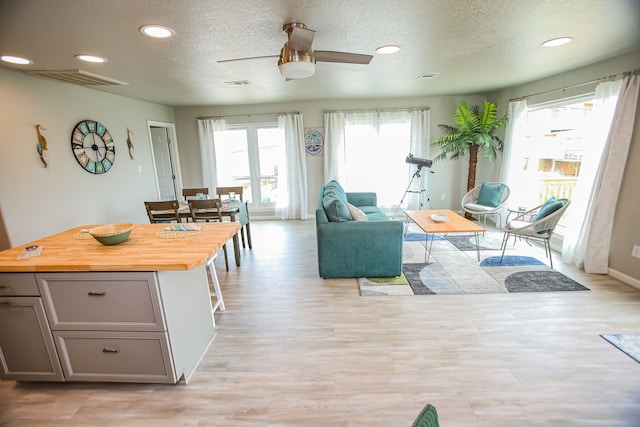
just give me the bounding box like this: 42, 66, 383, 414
600, 334, 640, 363
358, 233, 589, 296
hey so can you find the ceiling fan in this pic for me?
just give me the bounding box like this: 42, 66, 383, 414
217, 22, 373, 79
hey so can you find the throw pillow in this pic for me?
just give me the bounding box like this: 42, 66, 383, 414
534, 197, 563, 234
324, 180, 346, 199
535, 197, 563, 220
323, 181, 352, 222
347, 203, 368, 221
476, 183, 506, 208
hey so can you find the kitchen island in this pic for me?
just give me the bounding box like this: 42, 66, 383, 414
0, 222, 240, 384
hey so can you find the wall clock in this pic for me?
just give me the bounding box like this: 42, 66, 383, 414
71, 120, 115, 174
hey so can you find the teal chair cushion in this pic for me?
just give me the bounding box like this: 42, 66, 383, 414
476, 182, 506, 207
536, 197, 563, 220
535, 197, 563, 234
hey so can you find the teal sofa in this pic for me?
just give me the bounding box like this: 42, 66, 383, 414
316, 180, 404, 278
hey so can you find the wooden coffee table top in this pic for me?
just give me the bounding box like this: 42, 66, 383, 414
404, 209, 486, 234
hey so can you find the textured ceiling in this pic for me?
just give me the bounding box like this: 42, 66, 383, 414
1, 0, 639, 107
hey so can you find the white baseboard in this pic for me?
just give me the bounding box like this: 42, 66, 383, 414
608, 268, 640, 290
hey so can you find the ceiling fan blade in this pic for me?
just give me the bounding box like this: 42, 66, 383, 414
217, 55, 279, 63
315, 51, 373, 64
289, 26, 315, 51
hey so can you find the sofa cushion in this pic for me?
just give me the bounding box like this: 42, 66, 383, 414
347, 203, 368, 221
323, 180, 352, 222
476, 183, 506, 207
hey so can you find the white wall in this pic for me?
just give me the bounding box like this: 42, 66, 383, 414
174, 95, 488, 216
0, 68, 175, 245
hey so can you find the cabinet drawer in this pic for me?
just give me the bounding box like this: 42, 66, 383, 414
37, 272, 165, 331
53, 330, 177, 383
0, 273, 39, 296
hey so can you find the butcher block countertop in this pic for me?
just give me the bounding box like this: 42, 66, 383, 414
0, 222, 241, 272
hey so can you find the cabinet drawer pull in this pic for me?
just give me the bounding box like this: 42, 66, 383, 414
0, 284, 11, 289
102, 346, 120, 353
88, 291, 108, 296
0, 300, 16, 305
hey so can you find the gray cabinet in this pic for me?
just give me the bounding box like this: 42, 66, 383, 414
0, 273, 64, 381
1, 268, 215, 384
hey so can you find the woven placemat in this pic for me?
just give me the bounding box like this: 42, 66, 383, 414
156, 224, 207, 239
73, 231, 93, 240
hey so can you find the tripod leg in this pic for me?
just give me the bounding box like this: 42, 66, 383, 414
393, 172, 419, 218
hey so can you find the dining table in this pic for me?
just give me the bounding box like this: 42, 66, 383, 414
178, 201, 243, 267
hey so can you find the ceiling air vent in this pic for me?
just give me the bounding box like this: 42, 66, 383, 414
417, 73, 439, 79
25, 69, 128, 86
224, 80, 250, 86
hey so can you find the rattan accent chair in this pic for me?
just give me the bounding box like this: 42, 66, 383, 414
500, 198, 570, 269
462, 182, 510, 229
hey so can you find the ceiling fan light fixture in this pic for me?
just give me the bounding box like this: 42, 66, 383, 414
542, 37, 573, 47
279, 61, 315, 79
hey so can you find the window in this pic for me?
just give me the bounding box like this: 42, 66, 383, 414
214, 124, 285, 207
508, 95, 595, 228
339, 111, 417, 211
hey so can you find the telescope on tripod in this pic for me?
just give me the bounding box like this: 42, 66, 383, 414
396, 154, 434, 215
405, 154, 433, 170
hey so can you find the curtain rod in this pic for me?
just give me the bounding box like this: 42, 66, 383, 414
197, 111, 300, 120
325, 107, 430, 114
509, 68, 640, 102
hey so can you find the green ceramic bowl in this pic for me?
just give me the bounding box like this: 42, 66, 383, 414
89, 223, 134, 245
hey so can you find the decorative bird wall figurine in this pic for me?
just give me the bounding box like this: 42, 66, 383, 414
127, 127, 135, 159
35, 124, 49, 167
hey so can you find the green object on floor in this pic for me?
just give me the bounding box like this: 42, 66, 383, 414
411, 403, 439, 427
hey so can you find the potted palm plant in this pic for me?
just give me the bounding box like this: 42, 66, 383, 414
432, 100, 509, 197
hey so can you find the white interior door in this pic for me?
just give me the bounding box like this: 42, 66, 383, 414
150, 126, 178, 200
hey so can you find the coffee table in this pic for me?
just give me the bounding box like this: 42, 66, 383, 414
404, 209, 486, 262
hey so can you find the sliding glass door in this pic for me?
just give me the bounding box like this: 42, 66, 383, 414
214, 124, 285, 208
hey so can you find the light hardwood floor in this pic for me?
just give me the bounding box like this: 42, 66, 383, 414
1, 220, 639, 426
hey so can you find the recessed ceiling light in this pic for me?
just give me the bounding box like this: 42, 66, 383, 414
1, 55, 33, 65
140, 25, 175, 39
542, 37, 573, 47
75, 54, 108, 63
375, 45, 401, 54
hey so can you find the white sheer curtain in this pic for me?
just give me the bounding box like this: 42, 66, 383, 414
197, 117, 226, 194
277, 113, 308, 220
407, 109, 431, 209
499, 99, 528, 209
323, 109, 430, 210
323, 111, 347, 182
562, 75, 639, 273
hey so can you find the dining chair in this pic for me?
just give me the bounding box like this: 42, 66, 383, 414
182, 187, 209, 200
144, 200, 181, 223
216, 186, 252, 249
188, 198, 230, 271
